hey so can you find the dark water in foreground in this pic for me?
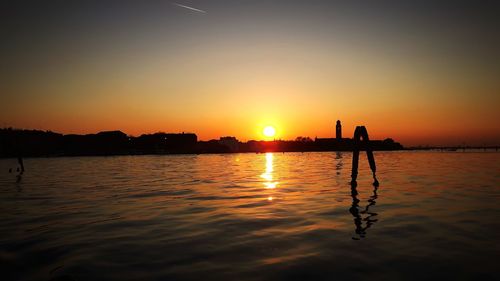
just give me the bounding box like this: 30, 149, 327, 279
0, 152, 499, 281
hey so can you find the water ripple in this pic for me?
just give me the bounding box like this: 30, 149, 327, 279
0, 152, 498, 280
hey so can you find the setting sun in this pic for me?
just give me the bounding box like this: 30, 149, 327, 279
263, 126, 276, 138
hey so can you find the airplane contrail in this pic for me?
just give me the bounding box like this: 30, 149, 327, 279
172, 2, 207, 14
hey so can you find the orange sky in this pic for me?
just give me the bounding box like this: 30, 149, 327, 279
1, 1, 499, 146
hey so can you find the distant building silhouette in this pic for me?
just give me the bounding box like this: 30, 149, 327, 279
313, 120, 403, 152
336, 120, 342, 140
219, 136, 239, 152
0, 123, 404, 157
133, 132, 197, 154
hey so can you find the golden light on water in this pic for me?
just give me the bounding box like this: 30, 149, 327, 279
264, 182, 277, 189
261, 153, 278, 189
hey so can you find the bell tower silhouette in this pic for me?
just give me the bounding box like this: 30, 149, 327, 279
336, 120, 342, 140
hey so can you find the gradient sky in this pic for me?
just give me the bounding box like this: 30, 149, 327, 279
1, 0, 499, 146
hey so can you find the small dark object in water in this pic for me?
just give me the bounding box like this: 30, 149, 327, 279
9, 168, 12, 173
18, 157, 25, 173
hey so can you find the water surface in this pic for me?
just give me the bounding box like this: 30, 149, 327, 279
1, 152, 499, 280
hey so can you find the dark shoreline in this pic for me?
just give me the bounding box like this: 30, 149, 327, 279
2, 128, 498, 159
1, 128, 404, 158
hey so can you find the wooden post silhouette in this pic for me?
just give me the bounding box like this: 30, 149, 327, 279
351, 126, 378, 186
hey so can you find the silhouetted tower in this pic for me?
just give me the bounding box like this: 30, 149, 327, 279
336, 120, 342, 140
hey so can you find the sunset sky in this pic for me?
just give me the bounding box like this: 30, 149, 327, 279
1, 0, 499, 146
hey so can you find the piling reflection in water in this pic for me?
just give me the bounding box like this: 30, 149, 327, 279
350, 184, 379, 240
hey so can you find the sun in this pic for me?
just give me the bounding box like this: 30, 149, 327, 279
263, 126, 276, 138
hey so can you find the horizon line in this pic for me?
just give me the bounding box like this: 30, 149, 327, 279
2, 127, 499, 148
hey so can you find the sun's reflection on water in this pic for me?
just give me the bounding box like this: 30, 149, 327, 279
261, 153, 278, 189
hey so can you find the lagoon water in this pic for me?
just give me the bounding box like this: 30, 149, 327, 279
0, 152, 499, 280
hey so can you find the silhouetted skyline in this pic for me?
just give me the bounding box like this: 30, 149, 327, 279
0, 124, 405, 157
